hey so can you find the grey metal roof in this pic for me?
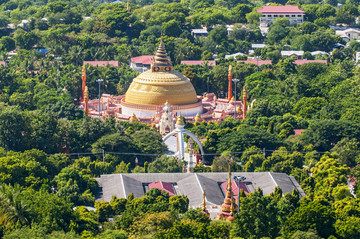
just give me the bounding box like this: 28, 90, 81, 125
95, 172, 305, 206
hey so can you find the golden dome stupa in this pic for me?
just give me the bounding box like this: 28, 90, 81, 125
125, 39, 198, 106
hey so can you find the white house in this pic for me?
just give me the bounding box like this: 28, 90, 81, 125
256, 5, 305, 27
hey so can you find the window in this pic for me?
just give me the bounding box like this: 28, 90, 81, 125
280, 15, 284, 17
274, 15, 278, 17
291, 15, 295, 17
286, 15, 289, 17
268, 15, 272, 17
297, 15, 301, 17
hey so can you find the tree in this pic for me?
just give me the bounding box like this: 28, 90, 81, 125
336, 4, 358, 25
292, 97, 327, 119
300, 120, 360, 151
283, 198, 335, 238
266, 25, 287, 44
231, 4, 253, 23
14, 29, 39, 50
209, 26, 228, 45
0, 107, 31, 151
0, 36, 15, 52
0, 184, 31, 229
131, 130, 167, 164
331, 138, 360, 166
230, 189, 280, 238
162, 20, 182, 38
211, 152, 239, 172
246, 11, 261, 25
54, 167, 98, 205
147, 155, 185, 173
315, 5, 336, 19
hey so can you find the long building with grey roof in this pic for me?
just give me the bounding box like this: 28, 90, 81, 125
96, 172, 305, 212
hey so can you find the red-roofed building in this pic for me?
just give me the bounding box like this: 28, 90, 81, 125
294, 60, 327, 65
83, 61, 118, 67
257, 5, 305, 26
0, 61, 5, 66
131, 55, 154, 72
148, 181, 176, 196
181, 60, 216, 66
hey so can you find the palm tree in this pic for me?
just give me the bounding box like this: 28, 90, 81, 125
0, 184, 31, 228
68, 45, 83, 66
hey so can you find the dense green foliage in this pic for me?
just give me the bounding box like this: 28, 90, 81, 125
0, 0, 360, 237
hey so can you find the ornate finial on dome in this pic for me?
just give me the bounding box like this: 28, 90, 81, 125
195, 113, 202, 122
243, 85, 247, 98
230, 96, 235, 103
228, 65, 232, 75
176, 114, 185, 126
82, 64, 86, 76
236, 105, 242, 113
151, 38, 173, 72
227, 165, 232, 191
201, 184, 210, 217
84, 86, 89, 98
129, 113, 138, 122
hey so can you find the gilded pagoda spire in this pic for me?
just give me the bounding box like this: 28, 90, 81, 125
201, 184, 210, 217
175, 114, 185, 126
194, 113, 202, 123
227, 165, 232, 191
217, 165, 238, 220
151, 37, 173, 72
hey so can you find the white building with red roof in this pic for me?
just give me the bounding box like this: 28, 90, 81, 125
256, 5, 305, 26
130, 55, 154, 72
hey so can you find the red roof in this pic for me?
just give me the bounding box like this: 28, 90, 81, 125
221, 181, 249, 195
149, 181, 175, 196
131, 55, 154, 65
294, 60, 327, 65
83, 61, 118, 67
257, 5, 305, 14
181, 60, 216, 66
294, 129, 305, 135
0, 61, 5, 66
237, 60, 272, 65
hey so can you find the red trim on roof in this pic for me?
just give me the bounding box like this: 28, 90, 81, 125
149, 181, 175, 196
181, 60, 216, 66
131, 55, 154, 65
257, 5, 305, 14
0, 62, 5, 66
221, 181, 249, 195
83, 61, 119, 67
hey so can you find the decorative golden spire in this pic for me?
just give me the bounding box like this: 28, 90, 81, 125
202, 184, 207, 210
201, 184, 210, 217
129, 113, 138, 122
230, 96, 235, 103
127, 0, 130, 12
151, 38, 173, 72
228, 65, 232, 75
243, 85, 247, 98
195, 113, 202, 122
175, 114, 185, 126
84, 86, 88, 98
227, 165, 232, 191
82, 65, 86, 76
